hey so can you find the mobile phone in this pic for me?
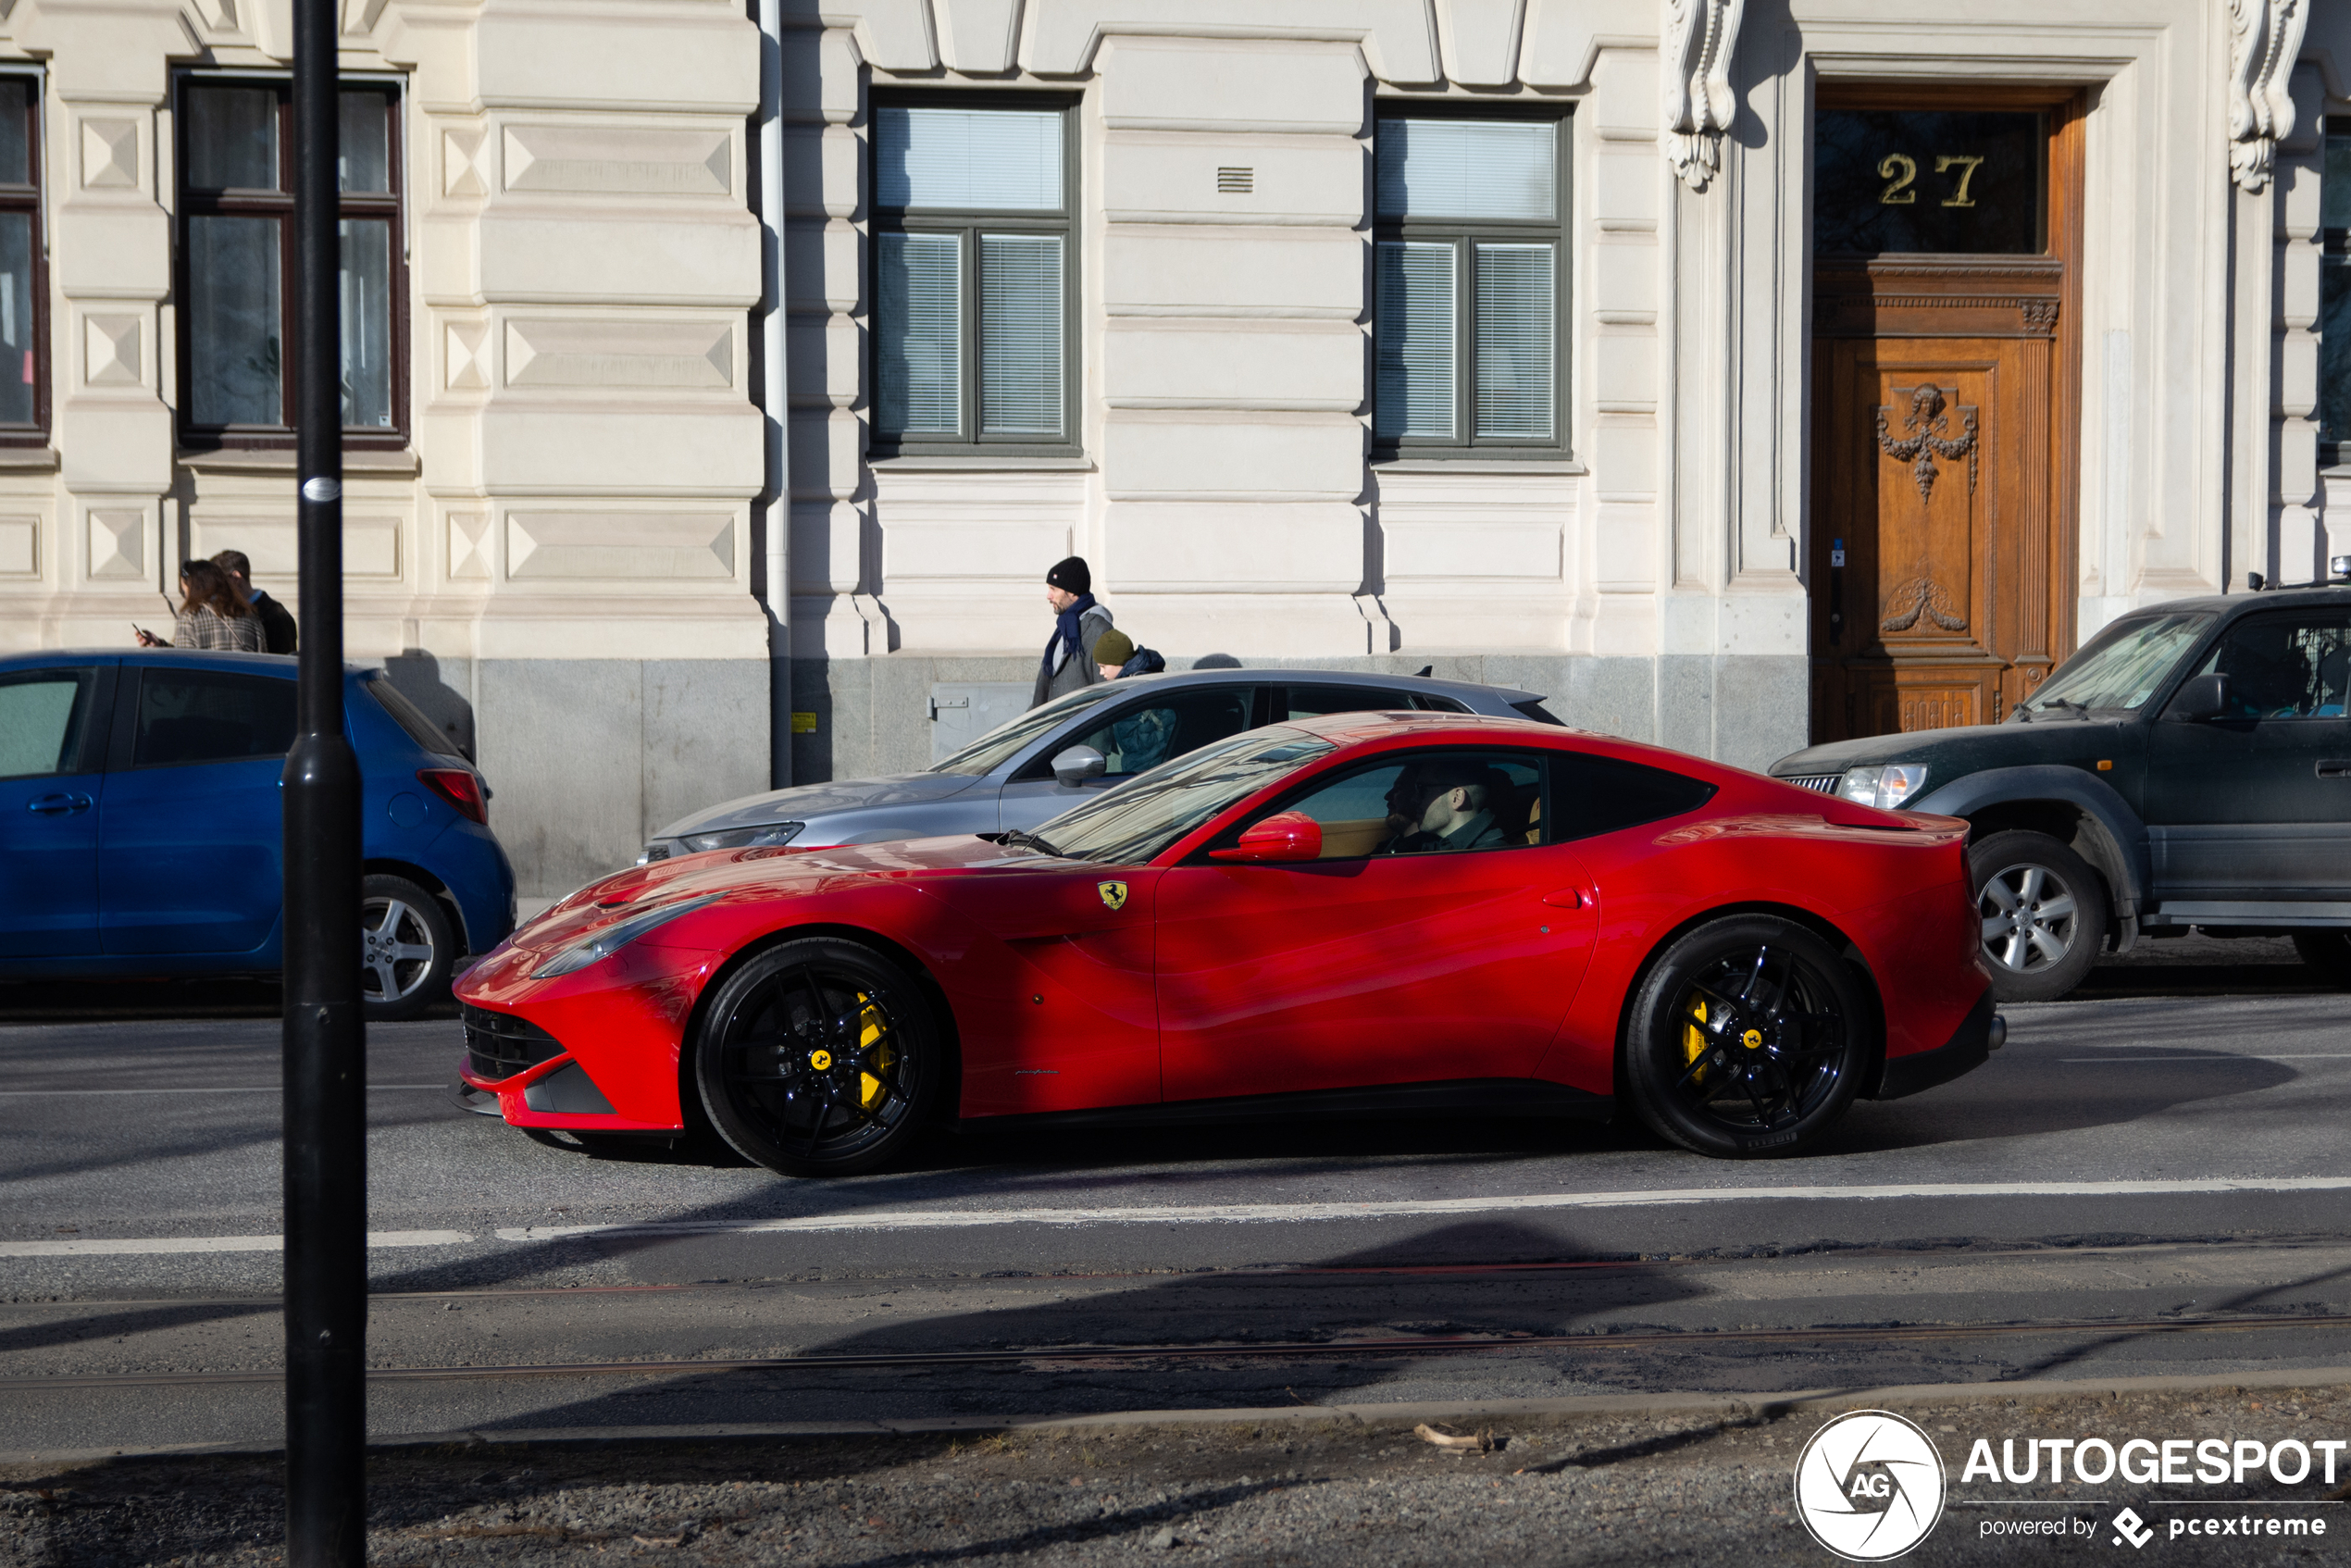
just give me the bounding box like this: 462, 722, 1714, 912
131, 623, 151, 641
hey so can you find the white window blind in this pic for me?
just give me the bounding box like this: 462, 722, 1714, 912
1376, 119, 1555, 222
1375, 241, 1457, 440
876, 107, 1063, 211
877, 231, 962, 436
1474, 243, 1554, 441
980, 234, 1063, 437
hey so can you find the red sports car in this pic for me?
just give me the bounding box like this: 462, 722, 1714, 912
454, 713, 1998, 1176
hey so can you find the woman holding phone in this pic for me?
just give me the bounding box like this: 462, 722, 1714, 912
134, 558, 266, 652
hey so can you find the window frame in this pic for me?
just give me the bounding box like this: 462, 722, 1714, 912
112, 666, 299, 771
867, 88, 1081, 460
1196, 745, 1556, 864
171, 70, 408, 453
2322, 116, 2350, 468
0, 70, 47, 447
1370, 102, 1572, 461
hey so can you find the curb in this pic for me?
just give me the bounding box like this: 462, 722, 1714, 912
9, 1364, 2351, 1469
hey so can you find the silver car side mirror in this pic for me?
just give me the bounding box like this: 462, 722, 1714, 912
1051, 745, 1107, 789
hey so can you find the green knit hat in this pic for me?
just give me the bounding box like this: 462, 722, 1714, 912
1091, 628, 1136, 666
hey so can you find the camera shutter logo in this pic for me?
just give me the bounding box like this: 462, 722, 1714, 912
1793, 1410, 1947, 1561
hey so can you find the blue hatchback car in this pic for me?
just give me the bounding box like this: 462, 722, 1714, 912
0, 649, 516, 1017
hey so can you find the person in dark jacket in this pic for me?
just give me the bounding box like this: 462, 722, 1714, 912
211, 549, 297, 653
1029, 555, 1113, 708
1090, 628, 1166, 683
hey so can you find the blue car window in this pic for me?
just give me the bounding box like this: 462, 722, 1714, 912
0, 667, 97, 778
365, 675, 466, 756
131, 668, 297, 766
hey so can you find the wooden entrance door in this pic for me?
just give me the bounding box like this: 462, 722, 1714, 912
1809, 94, 2083, 744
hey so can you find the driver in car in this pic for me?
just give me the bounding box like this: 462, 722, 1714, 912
1380, 759, 1510, 854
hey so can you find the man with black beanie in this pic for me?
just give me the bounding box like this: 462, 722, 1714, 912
1030, 555, 1114, 708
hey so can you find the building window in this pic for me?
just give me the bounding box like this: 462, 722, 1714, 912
175, 77, 404, 448
2324, 120, 2351, 464
1374, 112, 1567, 456
0, 76, 44, 444
870, 98, 1075, 454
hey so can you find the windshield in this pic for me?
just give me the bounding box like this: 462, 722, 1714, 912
929, 684, 1121, 777
1031, 728, 1337, 865
2021, 610, 2216, 715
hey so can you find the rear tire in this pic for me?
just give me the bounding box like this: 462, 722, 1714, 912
1969, 830, 2107, 1002
359, 874, 456, 1021
2293, 930, 2351, 988
1621, 915, 1872, 1159
692, 937, 945, 1177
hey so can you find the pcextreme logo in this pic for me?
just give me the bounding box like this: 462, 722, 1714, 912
1794, 1410, 1948, 1561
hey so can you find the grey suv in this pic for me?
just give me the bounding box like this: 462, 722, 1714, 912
1771, 584, 2351, 1001
640, 669, 1558, 864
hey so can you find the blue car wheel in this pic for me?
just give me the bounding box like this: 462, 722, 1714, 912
361, 872, 455, 1020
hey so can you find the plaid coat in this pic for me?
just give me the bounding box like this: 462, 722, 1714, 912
169, 606, 266, 652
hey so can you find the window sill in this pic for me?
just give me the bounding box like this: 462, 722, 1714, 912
1372, 455, 1586, 476
870, 454, 1096, 473
178, 447, 421, 478
0, 446, 60, 471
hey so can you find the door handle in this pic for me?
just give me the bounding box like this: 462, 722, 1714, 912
1540, 887, 1586, 908
27, 792, 93, 815
2319, 760, 2351, 779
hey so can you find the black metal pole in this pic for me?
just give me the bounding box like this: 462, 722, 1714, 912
283, 0, 363, 1560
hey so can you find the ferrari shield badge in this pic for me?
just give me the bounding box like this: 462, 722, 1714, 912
1097, 880, 1129, 912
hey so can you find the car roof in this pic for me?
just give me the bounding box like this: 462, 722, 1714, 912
1080, 666, 1544, 703
2107, 586, 2351, 619
0, 649, 374, 680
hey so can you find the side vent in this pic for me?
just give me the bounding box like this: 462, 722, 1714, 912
1216, 167, 1253, 194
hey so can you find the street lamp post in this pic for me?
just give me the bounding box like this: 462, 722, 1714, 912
281, 0, 363, 1560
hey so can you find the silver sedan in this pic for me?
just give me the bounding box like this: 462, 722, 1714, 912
638, 668, 1559, 862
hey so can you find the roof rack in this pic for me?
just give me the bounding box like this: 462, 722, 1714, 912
2246, 556, 2351, 591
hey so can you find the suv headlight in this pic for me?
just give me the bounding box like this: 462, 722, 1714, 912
532, 894, 724, 979
1837, 764, 1930, 812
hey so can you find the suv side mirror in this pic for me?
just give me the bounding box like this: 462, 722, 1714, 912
1051, 745, 1107, 788
1209, 811, 1324, 864
2169, 672, 2230, 722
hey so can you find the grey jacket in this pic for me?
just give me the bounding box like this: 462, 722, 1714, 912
1031, 604, 1114, 708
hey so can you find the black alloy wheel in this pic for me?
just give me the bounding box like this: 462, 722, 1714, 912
1967, 829, 2108, 1002
692, 937, 944, 1177
358, 873, 457, 1021
1623, 915, 1872, 1158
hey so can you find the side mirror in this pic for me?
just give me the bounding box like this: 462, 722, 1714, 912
1208, 810, 1324, 864
2169, 672, 2230, 722
1051, 745, 1107, 788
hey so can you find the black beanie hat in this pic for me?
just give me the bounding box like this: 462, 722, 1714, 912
1046, 555, 1090, 594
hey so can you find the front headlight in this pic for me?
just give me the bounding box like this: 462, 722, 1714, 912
1837, 763, 1931, 812
531, 893, 725, 979
682, 822, 803, 853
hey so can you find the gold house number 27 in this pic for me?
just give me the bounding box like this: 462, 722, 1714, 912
1877, 153, 1987, 207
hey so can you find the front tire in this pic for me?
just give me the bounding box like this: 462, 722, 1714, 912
1970, 830, 2107, 1002
2293, 930, 2351, 987
692, 938, 945, 1177
1622, 915, 1872, 1159
359, 874, 456, 1021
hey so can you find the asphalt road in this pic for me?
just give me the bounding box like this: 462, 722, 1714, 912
6, 938, 2351, 1461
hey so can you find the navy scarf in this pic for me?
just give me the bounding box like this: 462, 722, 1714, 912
1044, 591, 1098, 671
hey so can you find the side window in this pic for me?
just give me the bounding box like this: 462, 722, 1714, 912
1549, 753, 1716, 840
2187, 614, 2351, 719
1056, 688, 1253, 778
1245, 750, 1546, 860
1275, 684, 1427, 721
0, 668, 97, 778
132, 670, 298, 766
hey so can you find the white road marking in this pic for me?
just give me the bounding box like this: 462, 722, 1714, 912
0, 1086, 448, 1096
490, 1177, 2351, 1243
0, 1230, 471, 1258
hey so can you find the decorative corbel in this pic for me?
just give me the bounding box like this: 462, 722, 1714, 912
2228, 0, 2309, 192
1663, 0, 1746, 192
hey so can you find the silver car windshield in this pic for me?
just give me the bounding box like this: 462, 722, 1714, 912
1030, 728, 1337, 865
2021, 611, 2216, 714
929, 684, 1121, 778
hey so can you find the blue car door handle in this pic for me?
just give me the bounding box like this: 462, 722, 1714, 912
27, 792, 93, 815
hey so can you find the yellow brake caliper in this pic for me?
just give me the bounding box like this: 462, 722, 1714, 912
856, 992, 893, 1110
1684, 996, 1710, 1087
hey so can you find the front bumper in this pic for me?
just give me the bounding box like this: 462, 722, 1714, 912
1871, 987, 2002, 1101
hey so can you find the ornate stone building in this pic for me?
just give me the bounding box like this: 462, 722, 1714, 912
2, 0, 2347, 892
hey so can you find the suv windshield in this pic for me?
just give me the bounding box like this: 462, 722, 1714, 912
1031, 728, 1337, 865
929, 684, 1121, 778
2019, 610, 2216, 715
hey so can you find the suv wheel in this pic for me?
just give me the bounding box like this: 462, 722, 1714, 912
1970, 830, 2107, 1002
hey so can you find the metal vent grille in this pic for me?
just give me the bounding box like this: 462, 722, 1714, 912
1216, 167, 1253, 193
1779, 774, 1841, 795
462, 1003, 566, 1082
